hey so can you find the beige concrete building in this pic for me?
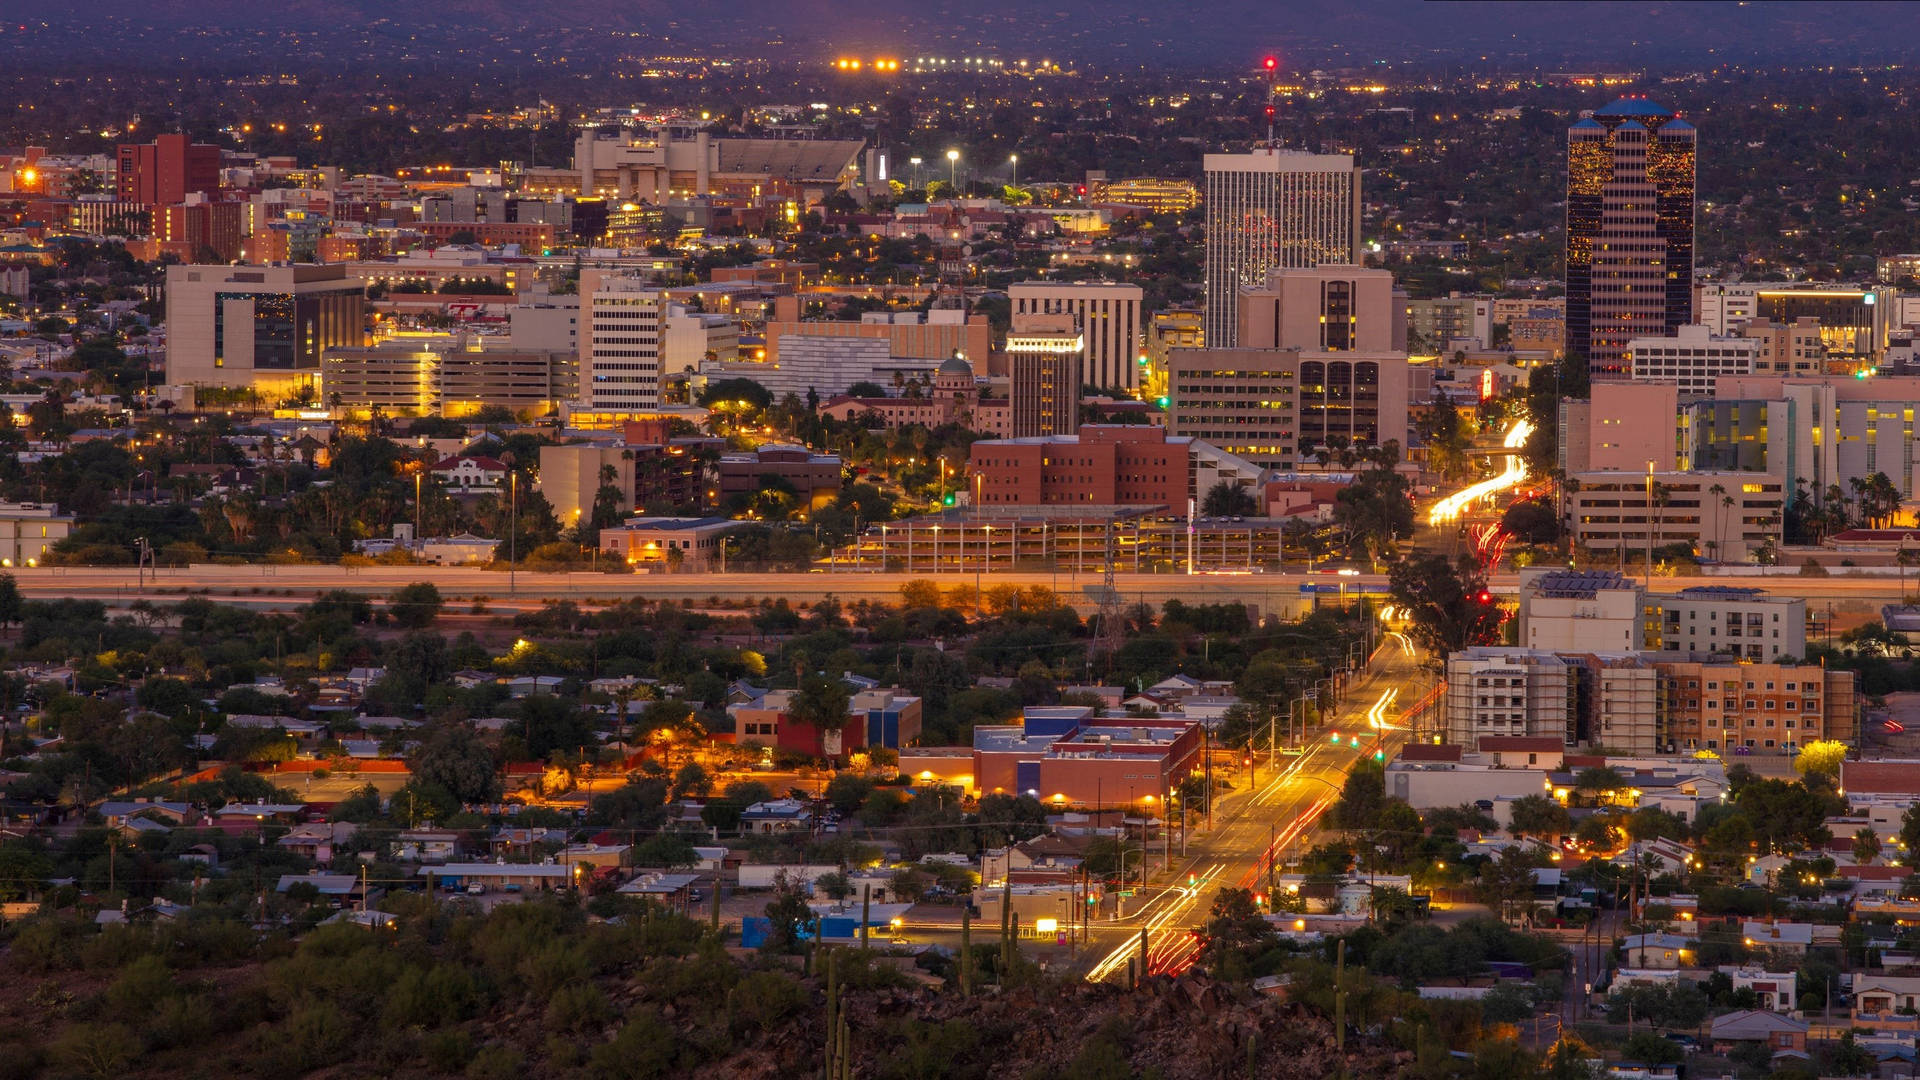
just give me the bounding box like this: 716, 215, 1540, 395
1008, 313, 1082, 438
1234, 265, 1405, 354
1651, 586, 1805, 662
1516, 569, 1648, 653
1626, 324, 1757, 397
1738, 316, 1825, 376
1203, 149, 1361, 349
1008, 281, 1143, 390
539, 443, 634, 527
1166, 346, 1411, 469
1565, 470, 1783, 563
320, 334, 575, 419
1566, 653, 1663, 755
164, 263, 365, 397
0, 502, 73, 567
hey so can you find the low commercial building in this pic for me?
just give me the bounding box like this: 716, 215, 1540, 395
597, 516, 746, 572
1516, 569, 1647, 653
1166, 345, 1411, 469
834, 508, 1296, 574
1625, 325, 1757, 396
1382, 760, 1551, 811
0, 502, 74, 567
320, 333, 577, 419
730, 691, 866, 758
715, 444, 842, 511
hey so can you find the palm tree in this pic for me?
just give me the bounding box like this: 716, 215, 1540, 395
1707, 482, 1727, 553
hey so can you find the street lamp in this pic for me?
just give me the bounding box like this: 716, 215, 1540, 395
1008, 153, 1018, 191
946, 149, 959, 194
909, 156, 922, 190
502, 451, 519, 595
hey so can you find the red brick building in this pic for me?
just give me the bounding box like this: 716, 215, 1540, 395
117, 134, 221, 204
969, 425, 1188, 508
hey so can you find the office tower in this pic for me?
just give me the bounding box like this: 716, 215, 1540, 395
1233, 265, 1405, 353
1565, 98, 1696, 379
117, 134, 222, 204
1008, 313, 1082, 438
164, 264, 364, 396
1165, 346, 1411, 470
581, 272, 666, 411
1203, 149, 1361, 348
1008, 281, 1143, 389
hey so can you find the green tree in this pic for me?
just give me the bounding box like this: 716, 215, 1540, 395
0, 572, 22, 634
1196, 887, 1276, 983
1388, 553, 1504, 658
386, 581, 443, 628
1506, 795, 1571, 840
1853, 827, 1882, 865
408, 724, 499, 805
1200, 480, 1258, 518
761, 872, 816, 953
1333, 462, 1415, 568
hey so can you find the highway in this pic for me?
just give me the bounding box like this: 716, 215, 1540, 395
11, 563, 1908, 615
1078, 628, 1430, 982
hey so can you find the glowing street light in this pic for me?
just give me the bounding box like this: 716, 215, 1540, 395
946, 149, 960, 193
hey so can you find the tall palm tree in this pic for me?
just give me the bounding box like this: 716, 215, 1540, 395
1707, 482, 1727, 553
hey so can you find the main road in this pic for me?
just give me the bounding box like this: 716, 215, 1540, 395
1075, 629, 1432, 981
10, 564, 1906, 616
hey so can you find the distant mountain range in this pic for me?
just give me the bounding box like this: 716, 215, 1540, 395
34, 1, 1920, 66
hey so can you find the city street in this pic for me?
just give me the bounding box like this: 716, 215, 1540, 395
1069, 630, 1430, 981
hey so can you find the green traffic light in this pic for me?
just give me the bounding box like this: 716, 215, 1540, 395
1373, 750, 1385, 762
1329, 732, 1340, 744
1350, 737, 1361, 748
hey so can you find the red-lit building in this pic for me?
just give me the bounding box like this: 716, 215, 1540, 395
900, 705, 1206, 809
969, 425, 1188, 508
117, 134, 222, 205
152, 201, 245, 262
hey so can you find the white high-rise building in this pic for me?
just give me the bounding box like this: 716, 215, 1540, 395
581, 272, 664, 410
1203, 149, 1361, 348
1008, 281, 1143, 390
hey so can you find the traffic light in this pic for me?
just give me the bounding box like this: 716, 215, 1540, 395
1477, 589, 1493, 604
1329, 732, 1340, 744
942, 493, 956, 506
1350, 736, 1362, 748
1373, 749, 1385, 762
1188, 873, 1197, 887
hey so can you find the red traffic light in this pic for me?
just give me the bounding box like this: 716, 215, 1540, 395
1075, 184, 1087, 195
1477, 589, 1493, 603
1263, 56, 1277, 70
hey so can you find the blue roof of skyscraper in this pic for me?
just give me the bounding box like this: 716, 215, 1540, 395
1595, 97, 1675, 118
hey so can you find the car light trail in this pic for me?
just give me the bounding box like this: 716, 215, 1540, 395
1427, 418, 1533, 526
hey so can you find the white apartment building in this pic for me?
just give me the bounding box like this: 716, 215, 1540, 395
581, 272, 665, 410
1652, 585, 1805, 661
1516, 569, 1646, 652
1626, 324, 1757, 397
1442, 648, 1577, 747
1008, 281, 1144, 390
1203, 149, 1361, 349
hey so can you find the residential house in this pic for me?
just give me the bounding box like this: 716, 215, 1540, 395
275, 872, 369, 908
1853, 974, 1920, 1030
431, 455, 508, 490
1709, 1010, 1808, 1053
1741, 920, 1817, 954
740, 798, 814, 834
1620, 933, 1693, 969
94, 799, 195, 829
276, 821, 358, 863
1722, 967, 1796, 1014
393, 828, 463, 863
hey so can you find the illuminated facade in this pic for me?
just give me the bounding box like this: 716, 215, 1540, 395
164, 263, 365, 396
1008, 313, 1084, 437
1203, 149, 1361, 348
1565, 99, 1696, 379
1165, 347, 1410, 469
1008, 281, 1143, 389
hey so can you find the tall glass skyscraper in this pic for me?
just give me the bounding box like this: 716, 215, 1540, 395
1566, 98, 1696, 380
1203, 149, 1361, 348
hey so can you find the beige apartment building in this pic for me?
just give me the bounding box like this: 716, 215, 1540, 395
1651, 656, 1855, 753
1565, 470, 1782, 563
0, 502, 73, 568
1443, 648, 1578, 747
